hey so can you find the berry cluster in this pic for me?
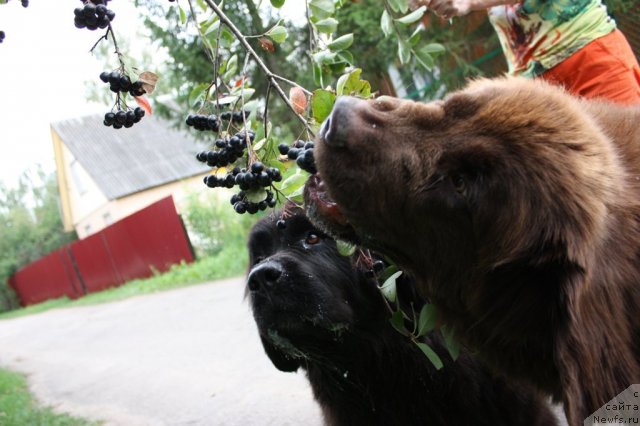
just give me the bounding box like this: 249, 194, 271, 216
74, 1, 115, 31
0, 31, 5, 44
233, 161, 282, 191
103, 107, 145, 129
99, 71, 146, 97
220, 110, 249, 124
231, 190, 277, 214
278, 140, 316, 174
195, 131, 254, 168
186, 114, 221, 132
201, 161, 282, 215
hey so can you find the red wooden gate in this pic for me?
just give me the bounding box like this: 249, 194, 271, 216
9, 196, 194, 306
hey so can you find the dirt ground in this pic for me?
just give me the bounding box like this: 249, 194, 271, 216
0, 277, 324, 426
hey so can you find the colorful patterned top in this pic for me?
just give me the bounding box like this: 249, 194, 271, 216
488, 0, 616, 77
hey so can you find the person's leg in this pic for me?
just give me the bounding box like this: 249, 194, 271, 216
541, 29, 640, 105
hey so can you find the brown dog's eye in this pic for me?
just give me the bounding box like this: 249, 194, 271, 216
305, 232, 321, 245
452, 175, 465, 194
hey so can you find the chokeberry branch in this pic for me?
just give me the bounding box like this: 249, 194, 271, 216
239, 52, 257, 164
89, 28, 110, 54
186, 0, 216, 67
202, 0, 315, 137
106, 23, 126, 70
264, 82, 272, 144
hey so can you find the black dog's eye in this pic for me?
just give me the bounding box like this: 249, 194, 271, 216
305, 232, 322, 245
451, 174, 465, 194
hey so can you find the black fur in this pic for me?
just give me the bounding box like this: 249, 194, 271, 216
246, 208, 558, 426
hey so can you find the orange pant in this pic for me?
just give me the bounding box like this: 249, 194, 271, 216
541, 29, 640, 105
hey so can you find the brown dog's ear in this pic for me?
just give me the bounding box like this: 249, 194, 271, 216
443, 92, 481, 120
260, 335, 300, 372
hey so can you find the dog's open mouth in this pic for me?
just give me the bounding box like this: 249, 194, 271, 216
304, 174, 348, 226
304, 174, 361, 244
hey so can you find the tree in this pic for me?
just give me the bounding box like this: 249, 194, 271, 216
0, 169, 77, 312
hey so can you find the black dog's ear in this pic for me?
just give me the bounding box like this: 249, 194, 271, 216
260, 335, 300, 372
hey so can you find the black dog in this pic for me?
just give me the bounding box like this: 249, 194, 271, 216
246, 208, 558, 426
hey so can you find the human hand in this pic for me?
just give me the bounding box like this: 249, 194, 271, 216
413, 0, 474, 18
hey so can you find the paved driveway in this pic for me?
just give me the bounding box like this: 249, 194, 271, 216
0, 277, 323, 426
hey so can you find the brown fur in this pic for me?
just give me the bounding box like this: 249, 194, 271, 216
304, 77, 640, 425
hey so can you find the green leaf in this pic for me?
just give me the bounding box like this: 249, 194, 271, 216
417, 304, 438, 337
390, 310, 410, 336
378, 264, 399, 284
220, 27, 235, 48
414, 48, 435, 71
313, 50, 338, 65
380, 270, 402, 303
387, 0, 409, 13
277, 171, 308, 195
253, 138, 267, 151
380, 10, 394, 38
336, 50, 354, 66
202, 17, 220, 35
336, 240, 357, 257
397, 39, 411, 65
315, 17, 338, 34
396, 6, 426, 24
267, 25, 288, 44
415, 342, 444, 370
311, 89, 336, 124
245, 189, 267, 203
420, 42, 446, 55
441, 325, 461, 361
313, 62, 323, 87
270, 0, 285, 7
309, 0, 335, 19
327, 33, 354, 52
188, 83, 209, 107
409, 26, 422, 46
178, 5, 188, 25
336, 68, 371, 97
223, 54, 238, 80
215, 95, 239, 105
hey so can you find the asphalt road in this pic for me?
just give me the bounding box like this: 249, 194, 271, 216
0, 277, 324, 426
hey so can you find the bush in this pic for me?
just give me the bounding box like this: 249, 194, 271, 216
181, 189, 258, 258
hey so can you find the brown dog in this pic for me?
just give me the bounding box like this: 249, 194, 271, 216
304, 77, 640, 425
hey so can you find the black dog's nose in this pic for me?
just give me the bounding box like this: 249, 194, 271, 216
247, 261, 283, 292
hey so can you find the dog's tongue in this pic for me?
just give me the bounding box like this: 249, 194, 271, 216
306, 174, 349, 226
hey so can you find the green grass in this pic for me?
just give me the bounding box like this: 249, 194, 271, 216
0, 241, 248, 321
0, 367, 96, 426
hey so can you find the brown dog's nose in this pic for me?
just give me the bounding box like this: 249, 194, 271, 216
247, 261, 283, 292
319, 96, 361, 148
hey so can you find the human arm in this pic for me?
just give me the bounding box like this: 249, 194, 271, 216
410, 0, 522, 19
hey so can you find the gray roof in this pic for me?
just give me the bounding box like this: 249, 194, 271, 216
52, 113, 209, 200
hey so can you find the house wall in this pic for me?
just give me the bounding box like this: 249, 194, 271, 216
53, 131, 110, 234
53, 127, 210, 239
74, 172, 210, 239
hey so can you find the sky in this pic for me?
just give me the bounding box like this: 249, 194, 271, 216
0, 1, 307, 189
0, 0, 145, 187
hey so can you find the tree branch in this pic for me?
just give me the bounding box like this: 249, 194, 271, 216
202, 0, 315, 136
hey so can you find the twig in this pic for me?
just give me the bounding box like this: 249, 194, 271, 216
202, 0, 314, 137
106, 24, 126, 70
264, 82, 272, 142
89, 28, 109, 54
271, 75, 313, 96
186, 0, 216, 67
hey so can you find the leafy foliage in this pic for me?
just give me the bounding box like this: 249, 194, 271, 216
0, 169, 77, 313
181, 189, 258, 257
